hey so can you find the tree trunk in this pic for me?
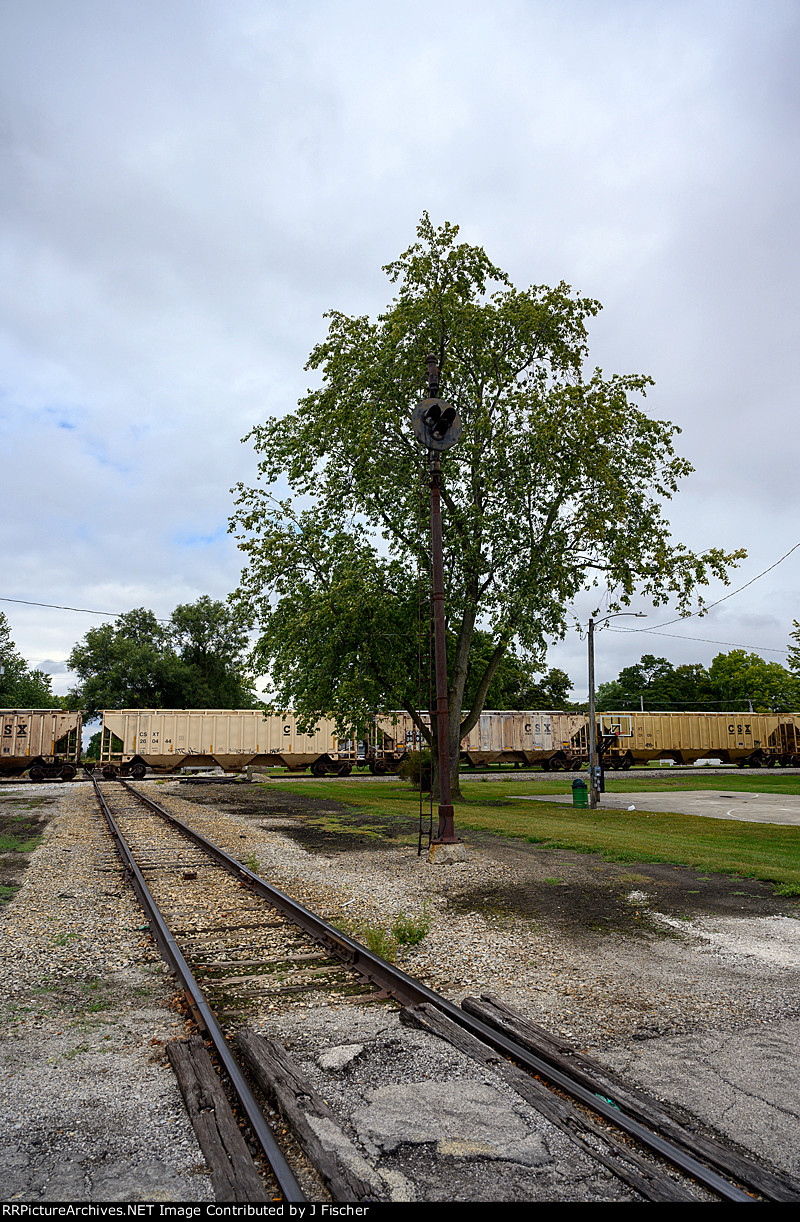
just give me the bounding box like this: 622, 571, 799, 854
429, 698, 464, 802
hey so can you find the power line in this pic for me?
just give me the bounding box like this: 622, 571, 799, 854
0, 594, 259, 635
619, 541, 800, 634
0, 596, 172, 622
607, 626, 787, 656
703, 540, 800, 610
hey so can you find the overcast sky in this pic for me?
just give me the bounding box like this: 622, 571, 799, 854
1, 0, 799, 701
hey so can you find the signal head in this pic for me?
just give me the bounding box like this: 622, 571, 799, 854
412, 397, 462, 451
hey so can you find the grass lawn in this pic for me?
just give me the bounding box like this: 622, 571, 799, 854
491, 770, 800, 796
256, 774, 800, 895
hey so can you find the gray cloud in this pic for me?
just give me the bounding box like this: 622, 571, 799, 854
1, 0, 798, 700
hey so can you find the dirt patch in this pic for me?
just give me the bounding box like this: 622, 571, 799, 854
175, 781, 418, 851
167, 782, 800, 940
453, 831, 800, 937
0, 794, 55, 904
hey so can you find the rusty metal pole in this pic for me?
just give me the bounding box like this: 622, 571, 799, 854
588, 617, 599, 809
429, 449, 456, 843
411, 355, 462, 845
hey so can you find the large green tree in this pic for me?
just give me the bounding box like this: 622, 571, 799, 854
66, 600, 257, 719
231, 215, 743, 794
170, 595, 255, 707
787, 620, 800, 678
0, 612, 60, 708
707, 649, 798, 713
463, 631, 573, 710
66, 608, 190, 719
597, 649, 799, 713
596, 654, 718, 712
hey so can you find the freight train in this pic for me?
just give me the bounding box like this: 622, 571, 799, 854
4, 707, 800, 780
92, 708, 589, 778
93, 707, 800, 777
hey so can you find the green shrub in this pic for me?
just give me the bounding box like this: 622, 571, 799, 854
397, 750, 431, 791
336, 903, 432, 962
391, 905, 431, 947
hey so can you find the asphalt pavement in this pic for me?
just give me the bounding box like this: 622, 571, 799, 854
516, 790, 800, 825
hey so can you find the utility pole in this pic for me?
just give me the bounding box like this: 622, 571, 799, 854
411, 356, 462, 843
586, 612, 645, 809
587, 617, 600, 809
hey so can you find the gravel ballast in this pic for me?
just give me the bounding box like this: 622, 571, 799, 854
0, 783, 213, 1203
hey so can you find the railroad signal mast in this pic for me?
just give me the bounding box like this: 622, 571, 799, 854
411, 355, 462, 844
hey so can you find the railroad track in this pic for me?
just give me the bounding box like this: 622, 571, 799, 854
5, 762, 800, 788
90, 777, 800, 1205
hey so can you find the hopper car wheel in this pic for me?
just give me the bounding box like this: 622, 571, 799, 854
570, 759, 582, 771
130, 763, 147, 780
766, 756, 777, 768
337, 763, 352, 776
735, 760, 746, 768
59, 765, 76, 781
748, 757, 763, 768
310, 760, 327, 778
369, 761, 388, 775
620, 755, 633, 771
29, 765, 45, 782
102, 765, 117, 779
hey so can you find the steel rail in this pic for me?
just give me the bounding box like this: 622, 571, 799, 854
90, 776, 306, 1203
118, 780, 757, 1202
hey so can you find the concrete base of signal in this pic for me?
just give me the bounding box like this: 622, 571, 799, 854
428, 842, 471, 865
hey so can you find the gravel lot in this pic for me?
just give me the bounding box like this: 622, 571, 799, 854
1, 778, 798, 1202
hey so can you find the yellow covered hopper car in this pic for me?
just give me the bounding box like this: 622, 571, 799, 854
597, 712, 800, 769
0, 709, 82, 780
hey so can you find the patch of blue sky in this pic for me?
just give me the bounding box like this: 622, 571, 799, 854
0, 400, 92, 452
41, 405, 84, 431
23, 405, 131, 474
80, 434, 134, 477
173, 524, 227, 548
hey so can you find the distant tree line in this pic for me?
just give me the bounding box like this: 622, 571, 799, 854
5, 600, 800, 723
595, 637, 800, 714
64, 596, 258, 720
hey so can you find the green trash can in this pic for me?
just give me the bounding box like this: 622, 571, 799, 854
572, 777, 588, 807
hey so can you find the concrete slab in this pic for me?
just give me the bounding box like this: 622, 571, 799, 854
596, 1018, 800, 1179
513, 790, 800, 825
352, 1079, 552, 1165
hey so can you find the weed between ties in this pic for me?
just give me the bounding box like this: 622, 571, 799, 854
336, 905, 432, 961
